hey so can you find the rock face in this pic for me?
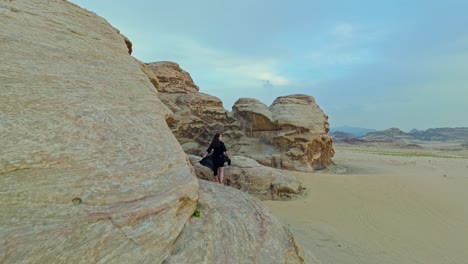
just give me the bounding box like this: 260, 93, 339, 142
1, 1, 315, 263
188, 155, 303, 200
147, 61, 199, 93
0, 1, 199, 263
165, 180, 319, 264
247, 94, 334, 171
145, 64, 334, 172
232, 98, 276, 131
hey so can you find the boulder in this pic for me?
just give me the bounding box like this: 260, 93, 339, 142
270, 94, 330, 134
165, 180, 319, 264
188, 155, 303, 200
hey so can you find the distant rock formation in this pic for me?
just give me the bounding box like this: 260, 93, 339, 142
329, 131, 355, 141
333, 127, 468, 150
361, 128, 416, 142
144, 62, 334, 172
0, 1, 315, 263
356, 127, 468, 143
410, 127, 468, 141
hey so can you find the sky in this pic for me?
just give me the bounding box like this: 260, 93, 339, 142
71, 0, 468, 131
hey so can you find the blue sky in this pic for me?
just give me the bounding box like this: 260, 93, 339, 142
71, 0, 468, 131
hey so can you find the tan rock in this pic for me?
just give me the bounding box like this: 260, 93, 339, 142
166, 180, 319, 264
270, 94, 330, 134
188, 155, 303, 200
147, 61, 199, 93
137, 59, 160, 91
152, 63, 335, 172
232, 98, 277, 132
0, 1, 198, 263
158, 92, 235, 154
266, 94, 334, 171
1, 2, 317, 263
176, 92, 229, 123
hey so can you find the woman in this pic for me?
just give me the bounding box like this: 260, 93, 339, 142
203, 132, 232, 184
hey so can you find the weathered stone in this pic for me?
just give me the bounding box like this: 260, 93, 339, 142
188, 155, 303, 200
232, 98, 277, 132
137, 59, 160, 91
157, 92, 235, 153
0, 1, 198, 263
270, 94, 330, 134
165, 180, 319, 264
1, 2, 318, 264
150, 60, 334, 172
147, 61, 199, 93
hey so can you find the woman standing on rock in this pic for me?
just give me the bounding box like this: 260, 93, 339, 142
203, 132, 232, 184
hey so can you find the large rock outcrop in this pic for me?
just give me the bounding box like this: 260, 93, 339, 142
233, 95, 334, 171
0, 1, 199, 263
144, 61, 334, 172
165, 180, 319, 263
1, 1, 314, 263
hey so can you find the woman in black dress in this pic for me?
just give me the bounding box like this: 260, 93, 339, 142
203, 133, 232, 184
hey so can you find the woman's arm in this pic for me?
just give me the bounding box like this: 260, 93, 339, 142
203, 145, 213, 158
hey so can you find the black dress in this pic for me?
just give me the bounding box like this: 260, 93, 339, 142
206, 141, 227, 176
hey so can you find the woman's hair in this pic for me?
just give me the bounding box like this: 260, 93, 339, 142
210, 132, 221, 147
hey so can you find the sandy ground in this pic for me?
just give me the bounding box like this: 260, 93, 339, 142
263, 146, 468, 264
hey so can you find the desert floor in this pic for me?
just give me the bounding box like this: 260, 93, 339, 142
263, 145, 468, 264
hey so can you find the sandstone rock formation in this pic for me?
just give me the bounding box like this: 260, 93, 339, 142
0, 1, 315, 263
188, 155, 303, 200
148, 61, 199, 93
144, 63, 334, 172
165, 180, 319, 264
234, 95, 334, 171
1, 1, 199, 263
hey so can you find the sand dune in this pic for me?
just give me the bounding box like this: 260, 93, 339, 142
263, 146, 468, 264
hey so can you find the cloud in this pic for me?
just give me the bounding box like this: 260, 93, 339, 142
332, 23, 354, 38
206, 52, 290, 88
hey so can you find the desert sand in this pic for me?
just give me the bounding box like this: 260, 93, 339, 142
263, 145, 468, 264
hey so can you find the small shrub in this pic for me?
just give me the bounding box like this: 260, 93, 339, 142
192, 208, 201, 217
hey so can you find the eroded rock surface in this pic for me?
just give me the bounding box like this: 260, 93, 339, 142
188, 155, 303, 200
144, 62, 334, 172
0, 1, 199, 263
165, 180, 319, 264
1, 1, 317, 263
236, 94, 334, 171
147, 61, 199, 93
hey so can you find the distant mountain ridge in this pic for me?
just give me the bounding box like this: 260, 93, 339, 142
331, 127, 468, 142
361, 127, 468, 141
330, 126, 377, 137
